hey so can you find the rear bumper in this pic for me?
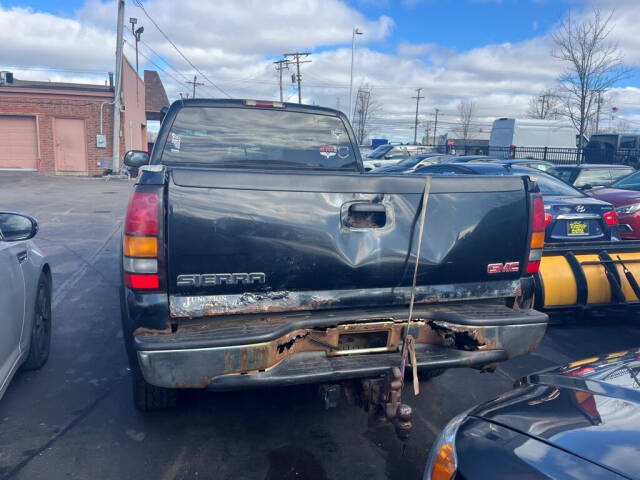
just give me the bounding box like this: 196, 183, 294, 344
134, 303, 548, 390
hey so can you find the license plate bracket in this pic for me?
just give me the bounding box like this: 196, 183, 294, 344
336, 330, 390, 354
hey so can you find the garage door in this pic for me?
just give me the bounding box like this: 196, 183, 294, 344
0, 116, 38, 169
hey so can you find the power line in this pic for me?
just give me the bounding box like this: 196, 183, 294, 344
131, 0, 232, 98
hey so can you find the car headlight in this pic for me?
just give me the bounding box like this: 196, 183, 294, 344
423, 410, 470, 480
615, 203, 640, 215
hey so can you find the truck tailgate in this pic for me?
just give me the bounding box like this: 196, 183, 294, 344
166, 168, 530, 315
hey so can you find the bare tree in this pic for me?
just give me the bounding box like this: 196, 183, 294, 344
456, 100, 476, 140
552, 9, 630, 144
527, 89, 563, 119
352, 84, 379, 145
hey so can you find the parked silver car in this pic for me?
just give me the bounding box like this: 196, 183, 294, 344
0, 212, 51, 400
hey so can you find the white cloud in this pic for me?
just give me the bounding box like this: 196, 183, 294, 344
0, 0, 638, 142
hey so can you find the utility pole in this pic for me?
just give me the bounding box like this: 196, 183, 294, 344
540, 93, 547, 118
349, 28, 363, 121
433, 108, 439, 145
412, 88, 424, 144
129, 17, 144, 74
112, 0, 125, 172
595, 90, 602, 134
274, 60, 289, 102
188, 75, 204, 98
284, 52, 311, 104
424, 121, 431, 145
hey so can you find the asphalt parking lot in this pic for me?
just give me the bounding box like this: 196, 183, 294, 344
2, 171, 640, 480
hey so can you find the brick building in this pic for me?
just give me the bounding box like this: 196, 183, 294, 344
0, 57, 162, 176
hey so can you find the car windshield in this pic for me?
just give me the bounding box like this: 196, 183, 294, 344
512, 168, 584, 196
366, 144, 394, 159
549, 167, 576, 183
611, 171, 640, 191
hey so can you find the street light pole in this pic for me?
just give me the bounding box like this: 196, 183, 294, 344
129, 18, 144, 74
349, 28, 363, 121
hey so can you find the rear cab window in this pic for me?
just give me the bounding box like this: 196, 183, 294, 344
159, 106, 358, 171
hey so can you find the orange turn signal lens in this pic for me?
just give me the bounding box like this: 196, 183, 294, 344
123, 235, 157, 258
530, 231, 545, 249
431, 443, 456, 480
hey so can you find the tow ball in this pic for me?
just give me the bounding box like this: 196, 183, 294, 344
361, 367, 413, 442
320, 370, 414, 443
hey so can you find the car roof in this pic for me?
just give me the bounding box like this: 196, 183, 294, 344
451, 162, 511, 173
411, 153, 446, 158
454, 155, 495, 160
551, 164, 634, 170
494, 159, 553, 165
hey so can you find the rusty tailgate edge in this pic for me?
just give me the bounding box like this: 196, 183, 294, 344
169, 279, 522, 318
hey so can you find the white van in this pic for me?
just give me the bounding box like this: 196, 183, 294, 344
489, 118, 577, 157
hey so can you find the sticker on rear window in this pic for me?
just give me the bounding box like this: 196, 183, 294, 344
320, 145, 336, 158
170, 132, 181, 150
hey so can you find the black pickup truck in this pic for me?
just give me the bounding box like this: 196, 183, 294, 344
120, 99, 548, 411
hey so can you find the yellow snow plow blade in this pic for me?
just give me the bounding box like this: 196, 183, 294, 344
535, 242, 640, 310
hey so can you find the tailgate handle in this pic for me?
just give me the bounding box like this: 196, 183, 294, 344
349, 203, 386, 214
344, 202, 387, 229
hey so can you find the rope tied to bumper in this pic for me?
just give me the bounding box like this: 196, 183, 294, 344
401, 175, 432, 396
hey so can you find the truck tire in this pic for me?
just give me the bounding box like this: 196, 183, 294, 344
132, 368, 177, 411
119, 285, 177, 411
23, 272, 52, 371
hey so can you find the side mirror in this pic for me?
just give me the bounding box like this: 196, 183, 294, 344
0, 212, 38, 242
384, 155, 392, 159
123, 150, 150, 168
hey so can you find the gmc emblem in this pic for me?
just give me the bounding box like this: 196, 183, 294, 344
487, 262, 520, 274
176, 272, 266, 287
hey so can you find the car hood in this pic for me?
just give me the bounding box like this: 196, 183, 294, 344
472, 349, 640, 479
588, 188, 640, 208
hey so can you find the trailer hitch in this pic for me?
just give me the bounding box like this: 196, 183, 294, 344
360, 367, 413, 443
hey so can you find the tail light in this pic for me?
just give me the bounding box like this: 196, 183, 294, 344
525, 195, 545, 274
544, 212, 553, 227
123, 186, 164, 290
603, 210, 619, 226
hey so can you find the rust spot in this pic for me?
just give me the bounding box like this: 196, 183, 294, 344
239, 348, 249, 372
133, 326, 172, 336
224, 351, 235, 372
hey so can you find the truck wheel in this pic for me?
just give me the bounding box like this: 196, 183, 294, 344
23, 272, 52, 371
132, 367, 177, 411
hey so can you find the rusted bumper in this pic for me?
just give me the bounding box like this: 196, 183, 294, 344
134, 303, 547, 390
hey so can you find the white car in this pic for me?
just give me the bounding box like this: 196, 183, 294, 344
363, 144, 432, 171
0, 212, 51, 400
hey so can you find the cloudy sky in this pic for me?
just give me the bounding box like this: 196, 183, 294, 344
1, 0, 639, 141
